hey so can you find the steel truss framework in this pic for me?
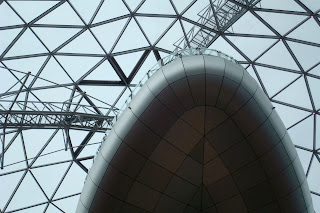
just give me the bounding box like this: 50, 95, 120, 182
0, 0, 320, 212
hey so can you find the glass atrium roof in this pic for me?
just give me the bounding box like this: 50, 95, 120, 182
0, 0, 319, 212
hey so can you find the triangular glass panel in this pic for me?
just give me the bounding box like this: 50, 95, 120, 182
256, 11, 306, 35
55, 55, 103, 81
172, 0, 194, 14
83, 59, 121, 81
130, 52, 158, 84
274, 76, 313, 109
114, 51, 144, 77
288, 115, 314, 149
136, 17, 175, 45
3, 56, 48, 76
32, 57, 73, 87
307, 76, 320, 109
6, 172, 47, 212
68, 129, 92, 150
91, 18, 128, 53
10, 1, 57, 23
53, 163, 87, 199
0, 28, 22, 55
53, 194, 80, 213
228, 11, 275, 36
259, 0, 305, 12
22, 129, 56, 162
59, 30, 105, 54
5, 29, 47, 58
36, 2, 83, 25
156, 20, 185, 52
138, 0, 176, 14
287, 41, 320, 70
226, 36, 277, 61
0, 2, 24, 27
32, 27, 81, 51
208, 36, 247, 62
256, 41, 300, 70
113, 19, 149, 52
76, 132, 104, 158
296, 149, 313, 174
69, 0, 101, 24
32, 130, 72, 167
255, 65, 300, 97
0, 171, 24, 210
183, 0, 208, 21
93, 0, 129, 24
3, 134, 26, 169
307, 157, 320, 193
272, 102, 310, 128
288, 18, 320, 44
32, 162, 70, 198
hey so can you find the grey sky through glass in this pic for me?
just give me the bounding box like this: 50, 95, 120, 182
0, 0, 320, 212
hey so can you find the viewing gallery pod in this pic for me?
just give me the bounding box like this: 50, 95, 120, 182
76, 54, 314, 213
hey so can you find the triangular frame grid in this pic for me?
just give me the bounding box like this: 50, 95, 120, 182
0, 0, 320, 212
